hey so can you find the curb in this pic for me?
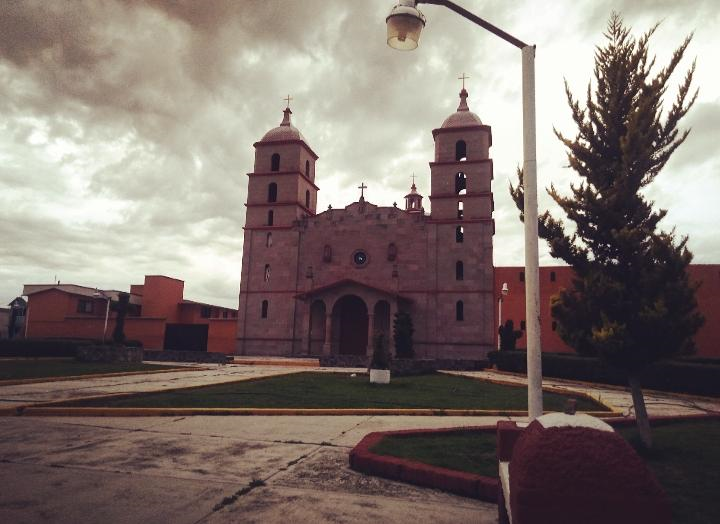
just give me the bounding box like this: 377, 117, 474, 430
440, 371, 623, 416
231, 359, 320, 368
5, 406, 621, 417
348, 413, 720, 502
0, 365, 205, 387
349, 426, 499, 502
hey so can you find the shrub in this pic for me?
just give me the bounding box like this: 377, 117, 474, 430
0, 338, 96, 358
498, 320, 522, 351
370, 333, 391, 370
493, 350, 720, 396
393, 311, 414, 358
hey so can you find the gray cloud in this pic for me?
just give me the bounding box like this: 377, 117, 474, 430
1, 0, 718, 306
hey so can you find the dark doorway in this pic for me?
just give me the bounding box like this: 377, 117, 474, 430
333, 295, 368, 355
163, 324, 209, 352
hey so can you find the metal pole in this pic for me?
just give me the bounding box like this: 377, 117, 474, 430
522, 44, 543, 420
497, 297, 502, 350
103, 298, 110, 344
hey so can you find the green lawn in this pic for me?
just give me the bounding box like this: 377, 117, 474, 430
0, 358, 183, 381
372, 430, 498, 477
61, 372, 608, 411
371, 419, 720, 524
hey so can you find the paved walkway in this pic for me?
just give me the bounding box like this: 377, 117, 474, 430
1, 364, 718, 523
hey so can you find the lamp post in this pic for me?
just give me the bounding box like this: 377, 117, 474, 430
498, 282, 509, 350
386, 0, 543, 419
93, 289, 111, 344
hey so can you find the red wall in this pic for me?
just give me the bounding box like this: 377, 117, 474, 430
140, 276, 183, 321
495, 265, 720, 358
24, 275, 238, 354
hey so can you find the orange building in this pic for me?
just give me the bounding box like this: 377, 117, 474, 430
494, 265, 720, 358
22, 275, 237, 353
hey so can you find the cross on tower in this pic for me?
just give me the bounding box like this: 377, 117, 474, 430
358, 182, 367, 199
283, 94, 293, 108
411, 173, 416, 185
458, 73, 469, 90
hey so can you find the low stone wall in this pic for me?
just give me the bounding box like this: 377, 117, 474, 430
143, 350, 231, 364
319, 356, 489, 375
76, 345, 144, 363
319, 355, 370, 368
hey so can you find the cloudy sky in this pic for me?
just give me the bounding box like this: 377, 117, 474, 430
1, 0, 718, 308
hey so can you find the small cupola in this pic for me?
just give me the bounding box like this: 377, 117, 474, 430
404, 177, 423, 213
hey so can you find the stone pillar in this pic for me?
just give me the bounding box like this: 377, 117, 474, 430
299, 302, 311, 355
366, 313, 375, 356
322, 312, 332, 356
389, 300, 398, 356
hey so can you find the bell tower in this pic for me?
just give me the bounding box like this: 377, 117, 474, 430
428, 85, 495, 357
237, 100, 319, 355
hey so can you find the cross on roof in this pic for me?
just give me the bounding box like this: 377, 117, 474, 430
283, 94, 293, 108
358, 182, 367, 199
411, 173, 416, 185
458, 73, 469, 90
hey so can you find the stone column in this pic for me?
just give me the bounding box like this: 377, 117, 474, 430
389, 300, 398, 355
366, 313, 375, 356
299, 302, 311, 355
322, 312, 332, 356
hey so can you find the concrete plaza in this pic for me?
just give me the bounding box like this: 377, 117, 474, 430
1, 363, 717, 523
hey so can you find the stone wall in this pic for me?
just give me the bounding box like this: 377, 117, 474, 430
319, 355, 489, 375
76, 345, 144, 363
143, 349, 230, 363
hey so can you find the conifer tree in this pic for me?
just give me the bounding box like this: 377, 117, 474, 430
510, 13, 703, 448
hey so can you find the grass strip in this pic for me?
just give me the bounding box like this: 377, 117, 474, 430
0, 358, 183, 381
58, 372, 607, 411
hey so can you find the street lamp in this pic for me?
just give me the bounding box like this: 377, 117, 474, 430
498, 282, 509, 350
93, 289, 111, 344
386, 0, 543, 419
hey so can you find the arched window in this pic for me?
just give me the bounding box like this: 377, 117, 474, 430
456, 300, 464, 321
323, 244, 332, 263
457, 201, 464, 219
455, 172, 467, 194
266, 232, 272, 247
271, 153, 280, 172
261, 300, 269, 319
264, 264, 270, 282
455, 140, 467, 161
456, 226, 464, 243
305, 189, 310, 208
456, 261, 464, 281
268, 183, 278, 203
305, 160, 310, 178
267, 210, 274, 226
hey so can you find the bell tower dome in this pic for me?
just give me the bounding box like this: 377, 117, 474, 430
246, 101, 319, 229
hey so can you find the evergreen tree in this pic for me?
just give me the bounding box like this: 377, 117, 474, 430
393, 311, 414, 358
510, 13, 703, 448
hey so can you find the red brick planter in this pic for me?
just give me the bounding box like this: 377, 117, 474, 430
349, 426, 499, 502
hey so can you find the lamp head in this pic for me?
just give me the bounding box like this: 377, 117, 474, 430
501, 282, 509, 296
386, 0, 426, 51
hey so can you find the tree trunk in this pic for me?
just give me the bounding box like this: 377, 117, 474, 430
628, 375, 653, 449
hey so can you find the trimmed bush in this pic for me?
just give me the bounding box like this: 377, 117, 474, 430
493, 350, 720, 397
0, 338, 97, 358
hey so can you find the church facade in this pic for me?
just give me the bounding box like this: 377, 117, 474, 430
236, 88, 496, 360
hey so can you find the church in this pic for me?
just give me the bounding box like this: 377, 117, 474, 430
236, 87, 495, 360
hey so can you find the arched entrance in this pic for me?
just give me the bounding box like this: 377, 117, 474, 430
332, 295, 368, 355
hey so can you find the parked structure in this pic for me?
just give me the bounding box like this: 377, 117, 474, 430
22, 275, 236, 353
